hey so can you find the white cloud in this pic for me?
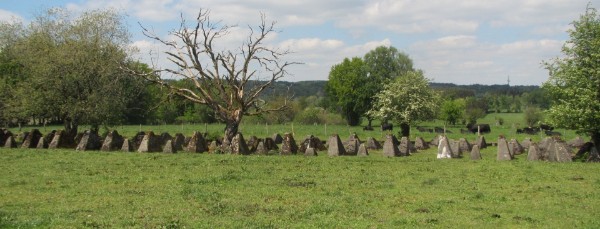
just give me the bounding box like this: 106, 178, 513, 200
530, 25, 571, 36
19, 0, 592, 85
410, 36, 564, 85
0, 9, 24, 23
279, 38, 344, 51
280, 38, 392, 80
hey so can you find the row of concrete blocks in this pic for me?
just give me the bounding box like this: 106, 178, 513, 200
435, 135, 599, 162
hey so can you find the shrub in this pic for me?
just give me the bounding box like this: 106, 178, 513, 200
294, 107, 323, 124
524, 106, 543, 127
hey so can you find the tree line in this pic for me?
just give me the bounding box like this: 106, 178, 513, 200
0, 8, 554, 133
1, 5, 599, 155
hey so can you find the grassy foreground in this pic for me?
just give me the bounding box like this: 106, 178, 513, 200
1, 148, 599, 228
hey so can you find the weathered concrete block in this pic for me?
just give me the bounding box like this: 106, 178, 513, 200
137, 131, 161, 153
304, 147, 317, 156
299, 135, 326, 154
414, 137, 429, 150
437, 136, 452, 159
382, 134, 400, 157
37, 130, 56, 149
327, 134, 346, 156
247, 136, 260, 153
398, 137, 412, 156
76, 131, 102, 151
186, 131, 207, 153
458, 138, 471, 153
272, 133, 283, 144
497, 137, 513, 161
430, 135, 441, 147
162, 140, 177, 153
476, 135, 487, 149
527, 143, 541, 161
357, 143, 369, 156
255, 141, 268, 155
547, 139, 572, 162
366, 137, 382, 150
4, 136, 16, 148
101, 130, 124, 151
121, 139, 134, 152
230, 132, 250, 155
567, 136, 585, 149
263, 137, 278, 151
470, 145, 482, 160
521, 138, 533, 151
173, 133, 185, 151
509, 139, 524, 155
280, 133, 298, 155
21, 129, 42, 149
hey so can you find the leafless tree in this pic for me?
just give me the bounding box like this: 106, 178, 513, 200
127, 10, 299, 142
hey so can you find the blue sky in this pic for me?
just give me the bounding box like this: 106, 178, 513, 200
1, 0, 598, 85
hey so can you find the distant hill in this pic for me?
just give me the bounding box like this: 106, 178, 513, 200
429, 83, 540, 97
261, 81, 540, 98
259, 81, 328, 98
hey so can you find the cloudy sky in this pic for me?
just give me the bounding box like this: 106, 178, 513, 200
1, 0, 598, 85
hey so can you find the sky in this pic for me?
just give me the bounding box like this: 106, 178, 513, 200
1, 0, 598, 85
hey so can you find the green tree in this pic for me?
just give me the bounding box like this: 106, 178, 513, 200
439, 99, 465, 126
510, 95, 522, 113
524, 106, 543, 127
543, 5, 600, 152
464, 97, 488, 126
1, 8, 146, 136
363, 46, 414, 82
0, 20, 28, 127
362, 46, 414, 127
521, 88, 551, 109
367, 70, 439, 137
325, 57, 368, 126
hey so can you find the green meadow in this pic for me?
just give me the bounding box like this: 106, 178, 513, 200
1, 148, 599, 228
1, 113, 597, 228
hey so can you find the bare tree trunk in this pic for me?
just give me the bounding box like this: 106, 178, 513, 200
400, 123, 410, 137
224, 121, 240, 143
126, 10, 297, 144
64, 118, 78, 138
592, 132, 600, 158
223, 111, 243, 143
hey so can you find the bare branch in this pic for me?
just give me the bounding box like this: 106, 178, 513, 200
123, 9, 302, 140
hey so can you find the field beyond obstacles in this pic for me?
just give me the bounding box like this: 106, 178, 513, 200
1, 147, 600, 228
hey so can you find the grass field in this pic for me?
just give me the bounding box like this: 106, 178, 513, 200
1, 147, 599, 228
1, 113, 596, 228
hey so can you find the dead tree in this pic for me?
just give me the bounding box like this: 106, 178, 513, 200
127, 10, 298, 142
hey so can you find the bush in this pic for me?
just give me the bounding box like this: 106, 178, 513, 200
497, 117, 505, 126
293, 107, 347, 125
524, 106, 543, 127
319, 112, 347, 125
294, 107, 323, 124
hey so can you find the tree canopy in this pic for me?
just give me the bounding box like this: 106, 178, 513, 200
325, 57, 368, 126
367, 70, 439, 136
543, 5, 600, 150
325, 46, 414, 126
439, 99, 465, 126
0, 8, 147, 134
